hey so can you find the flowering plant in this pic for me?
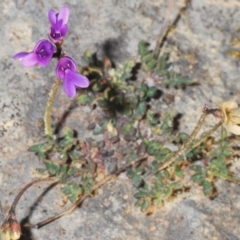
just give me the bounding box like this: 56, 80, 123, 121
5, 2, 240, 239
13, 6, 89, 99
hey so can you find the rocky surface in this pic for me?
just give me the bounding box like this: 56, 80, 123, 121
0, 0, 240, 239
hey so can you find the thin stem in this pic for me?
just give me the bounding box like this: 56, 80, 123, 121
9, 178, 57, 215
25, 155, 148, 228
211, 171, 240, 184
159, 111, 208, 171
154, 0, 175, 59
44, 79, 61, 137
186, 121, 222, 154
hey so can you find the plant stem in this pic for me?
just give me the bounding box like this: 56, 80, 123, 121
25, 155, 148, 228
154, 0, 175, 59
211, 171, 240, 184
44, 79, 61, 137
159, 111, 208, 171
9, 178, 57, 215
186, 121, 222, 154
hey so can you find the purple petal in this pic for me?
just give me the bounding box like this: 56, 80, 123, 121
63, 77, 76, 98
58, 6, 70, 25
65, 69, 90, 88
48, 9, 56, 25
37, 56, 51, 67
61, 24, 68, 37
55, 19, 63, 31
56, 62, 65, 80
13, 52, 29, 59
33, 39, 49, 52
21, 52, 38, 67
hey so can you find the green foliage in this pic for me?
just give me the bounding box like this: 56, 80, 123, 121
28, 39, 237, 216
61, 183, 82, 203
190, 136, 233, 196
138, 40, 192, 88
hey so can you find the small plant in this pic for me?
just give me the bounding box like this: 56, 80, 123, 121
1, 4, 240, 240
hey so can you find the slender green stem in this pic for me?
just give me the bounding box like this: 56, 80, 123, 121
44, 79, 61, 137
159, 112, 208, 171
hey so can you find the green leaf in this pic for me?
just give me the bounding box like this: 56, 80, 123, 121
38, 151, 47, 159
142, 53, 155, 64
93, 124, 104, 135
122, 123, 134, 134
62, 126, 74, 139
124, 107, 133, 117
61, 183, 82, 203
134, 191, 148, 199
203, 180, 213, 196
59, 165, 68, 176
59, 152, 68, 161
92, 82, 105, 92
132, 175, 143, 187
174, 165, 184, 178
159, 148, 170, 155
146, 86, 157, 98
136, 102, 147, 116
190, 165, 203, 173
141, 83, 149, 92
138, 40, 149, 56
96, 97, 109, 108
147, 110, 159, 125
127, 154, 138, 162
82, 184, 91, 194
147, 141, 163, 155
141, 199, 150, 212
44, 160, 60, 175
135, 199, 143, 207
191, 173, 205, 183
67, 167, 77, 176
77, 94, 89, 105
28, 144, 42, 152
151, 160, 160, 169
68, 151, 81, 161
157, 54, 168, 72
146, 59, 157, 70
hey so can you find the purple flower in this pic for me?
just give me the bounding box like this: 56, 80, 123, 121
56, 56, 89, 98
13, 40, 56, 67
48, 6, 70, 43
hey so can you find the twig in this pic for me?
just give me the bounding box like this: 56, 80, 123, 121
158, 111, 208, 171
25, 155, 148, 229
154, 0, 176, 59
186, 121, 222, 154
9, 178, 57, 215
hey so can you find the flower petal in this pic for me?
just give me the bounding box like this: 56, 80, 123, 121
21, 52, 38, 67
224, 121, 240, 135
63, 77, 76, 98
37, 55, 51, 67
48, 9, 56, 25
58, 6, 70, 25
13, 52, 29, 59
55, 19, 63, 31
219, 101, 238, 113
61, 24, 68, 38
65, 69, 90, 88
229, 108, 240, 125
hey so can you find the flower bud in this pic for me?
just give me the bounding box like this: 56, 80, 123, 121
0, 218, 21, 240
